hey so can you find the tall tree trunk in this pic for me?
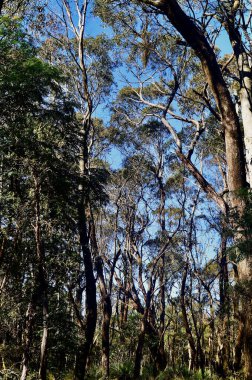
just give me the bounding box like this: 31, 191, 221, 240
157, 165, 167, 371
90, 208, 113, 379
134, 290, 151, 378
20, 176, 48, 380
224, 16, 252, 186
95, 255, 112, 378
158, 258, 167, 371
20, 300, 36, 380
34, 180, 48, 380
180, 263, 197, 368
224, 20, 252, 379
180, 262, 197, 370
217, 233, 229, 377
39, 296, 48, 380
134, 319, 146, 379
74, 199, 97, 380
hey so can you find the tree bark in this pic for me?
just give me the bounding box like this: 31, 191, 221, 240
39, 298, 48, 380
216, 233, 229, 377
224, 16, 252, 187
134, 289, 152, 378
34, 179, 48, 380
20, 176, 48, 380
0, 0, 3, 14
134, 319, 146, 379
20, 300, 36, 380
156, 162, 167, 372
180, 262, 197, 370
74, 200, 97, 380
95, 255, 112, 379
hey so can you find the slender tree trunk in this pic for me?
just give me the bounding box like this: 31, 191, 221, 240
217, 233, 229, 377
190, 281, 205, 375
101, 294, 112, 378
134, 290, 151, 378
90, 209, 113, 378
20, 301, 36, 380
180, 262, 197, 370
21, 282, 47, 380
134, 319, 146, 379
34, 180, 48, 380
234, 318, 244, 372
39, 297, 48, 380
95, 256, 112, 378
158, 258, 167, 371
74, 200, 97, 380
244, 312, 252, 379
157, 169, 167, 371
20, 176, 48, 380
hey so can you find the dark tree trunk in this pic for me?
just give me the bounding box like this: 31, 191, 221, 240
216, 233, 229, 377
95, 256, 112, 378
158, 259, 167, 372
134, 320, 146, 379
134, 290, 151, 378
20, 299, 36, 380
21, 177, 48, 380
74, 201, 97, 380
34, 181, 48, 380
90, 210, 114, 379
157, 174, 167, 372
101, 294, 112, 378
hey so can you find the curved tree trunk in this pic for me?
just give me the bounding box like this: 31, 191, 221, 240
143, 0, 246, 198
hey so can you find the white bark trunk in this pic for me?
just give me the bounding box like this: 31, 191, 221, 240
20, 364, 28, 380
238, 54, 252, 186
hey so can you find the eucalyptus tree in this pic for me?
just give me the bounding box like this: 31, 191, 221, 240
40, 1, 115, 377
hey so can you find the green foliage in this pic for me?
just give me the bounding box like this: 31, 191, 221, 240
156, 367, 233, 380
110, 360, 134, 380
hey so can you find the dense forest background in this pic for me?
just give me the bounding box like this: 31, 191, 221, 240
0, 0, 252, 379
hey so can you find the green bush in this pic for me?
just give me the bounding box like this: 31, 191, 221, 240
110, 360, 134, 379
